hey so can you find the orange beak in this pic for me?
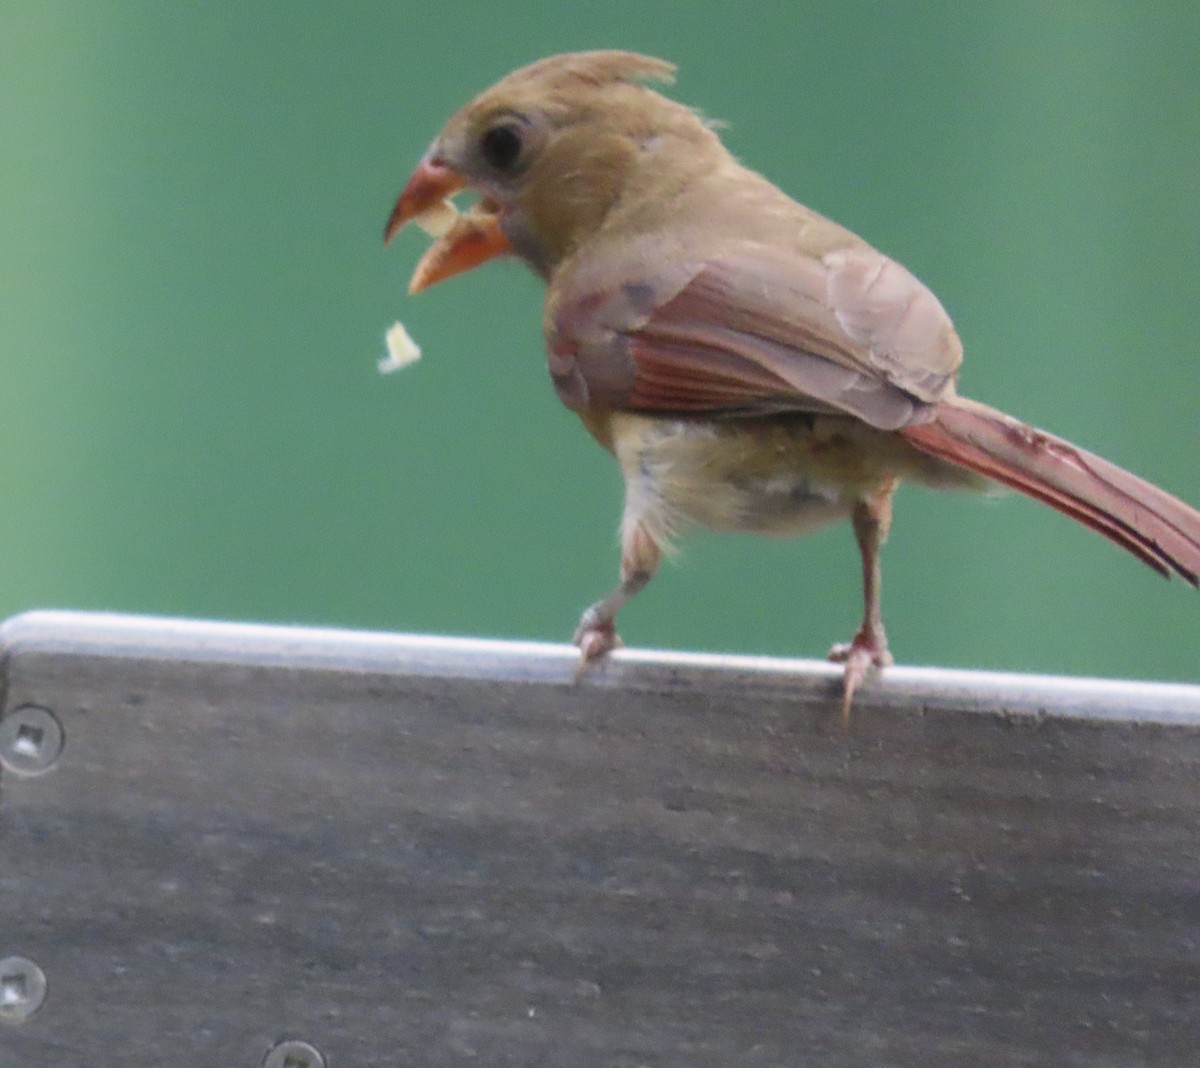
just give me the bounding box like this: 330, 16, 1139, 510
384, 155, 511, 294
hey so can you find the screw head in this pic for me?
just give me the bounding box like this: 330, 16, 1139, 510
262, 1039, 326, 1068
0, 956, 48, 1022
0, 706, 64, 776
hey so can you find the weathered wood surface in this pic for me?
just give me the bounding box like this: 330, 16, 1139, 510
1, 611, 1198, 1067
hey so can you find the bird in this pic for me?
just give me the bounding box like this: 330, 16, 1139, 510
383, 50, 1200, 717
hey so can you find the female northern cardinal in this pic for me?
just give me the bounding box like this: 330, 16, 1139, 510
384, 51, 1200, 714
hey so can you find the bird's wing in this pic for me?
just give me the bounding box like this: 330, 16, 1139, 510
547, 238, 962, 431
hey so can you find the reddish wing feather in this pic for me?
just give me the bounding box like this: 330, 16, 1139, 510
560, 241, 954, 430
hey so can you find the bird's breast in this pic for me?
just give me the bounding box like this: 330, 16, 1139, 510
605, 412, 908, 539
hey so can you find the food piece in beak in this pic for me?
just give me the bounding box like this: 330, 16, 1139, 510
411, 198, 460, 238
383, 156, 466, 244
408, 207, 510, 294
385, 156, 512, 291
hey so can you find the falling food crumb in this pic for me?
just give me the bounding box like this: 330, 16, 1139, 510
378, 321, 422, 374
412, 198, 460, 238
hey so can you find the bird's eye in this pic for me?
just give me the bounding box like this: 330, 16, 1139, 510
480, 123, 523, 171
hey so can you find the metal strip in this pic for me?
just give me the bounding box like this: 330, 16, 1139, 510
3, 609, 1199, 722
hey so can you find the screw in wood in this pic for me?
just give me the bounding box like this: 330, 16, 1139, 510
0, 956, 47, 1022
0, 705, 64, 776
262, 1039, 327, 1068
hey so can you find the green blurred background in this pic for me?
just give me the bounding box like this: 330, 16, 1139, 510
1, 2, 1196, 682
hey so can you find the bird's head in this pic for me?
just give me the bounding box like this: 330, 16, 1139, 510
384, 50, 722, 292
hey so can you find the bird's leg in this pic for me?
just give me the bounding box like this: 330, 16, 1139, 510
573, 517, 661, 680
828, 481, 897, 720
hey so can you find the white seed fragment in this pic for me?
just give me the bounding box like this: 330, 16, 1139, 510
412, 198, 460, 238
378, 321, 422, 374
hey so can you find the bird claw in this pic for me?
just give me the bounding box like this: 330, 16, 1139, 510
828, 633, 892, 722
573, 609, 623, 681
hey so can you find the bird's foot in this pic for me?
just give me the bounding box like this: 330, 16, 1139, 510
828, 631, 892, 722
572, 606, 623, 681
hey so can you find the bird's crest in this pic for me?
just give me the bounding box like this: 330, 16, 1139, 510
497, 51, 677, 94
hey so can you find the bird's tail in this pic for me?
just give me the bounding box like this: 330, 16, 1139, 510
899, 396, 1200, 585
